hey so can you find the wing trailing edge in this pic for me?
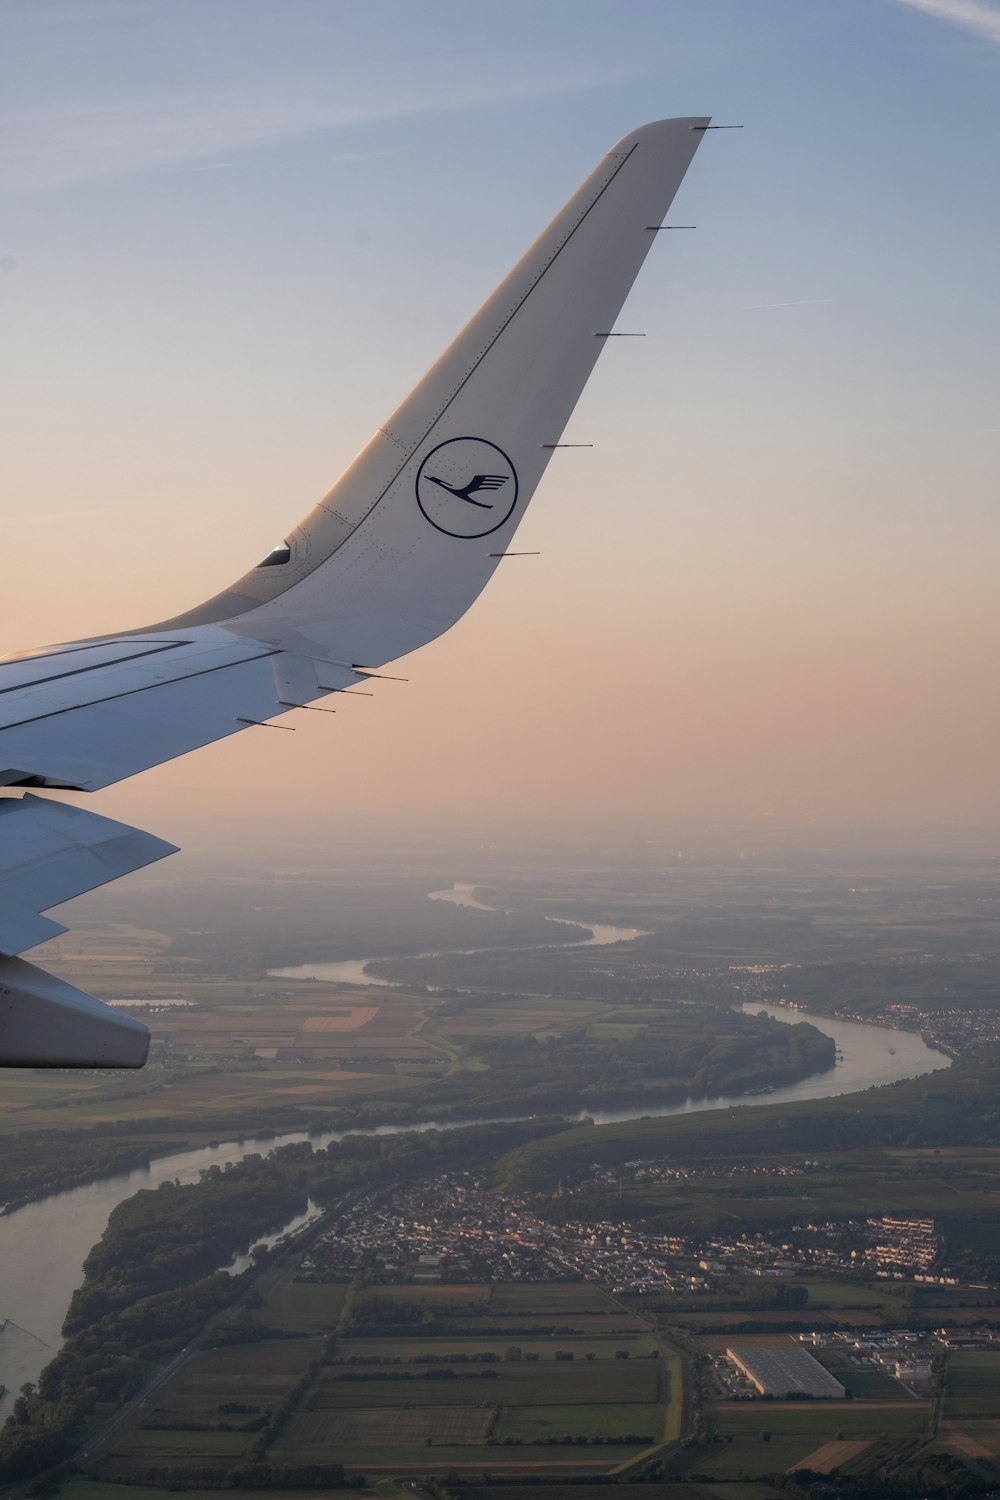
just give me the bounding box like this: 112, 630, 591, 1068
0, 794, 178, 954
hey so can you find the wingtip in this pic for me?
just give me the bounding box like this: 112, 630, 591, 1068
607, 117, 712, 156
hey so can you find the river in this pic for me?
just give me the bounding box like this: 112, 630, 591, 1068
0, 889, 950, 1409
268, 883, 648, 986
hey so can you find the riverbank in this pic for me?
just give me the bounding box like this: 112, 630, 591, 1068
1, 975, 831, 1220
0, 882, 955, 1409
268, 912, 648, 987
0, 994, 953, 1411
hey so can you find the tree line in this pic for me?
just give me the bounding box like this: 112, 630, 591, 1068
0, 1117, 555, 1485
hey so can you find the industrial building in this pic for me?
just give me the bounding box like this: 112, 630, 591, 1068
727, 1342, 846, 1399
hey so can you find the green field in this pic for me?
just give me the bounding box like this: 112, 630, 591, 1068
94, 1338, 323, 1476
143, 1337, 319, 1420
369, 1282, 490, 1307
103, 1430, 250, 1459
838, 1367, 912, 1399
336, 1333, 654, 1360
945, 1349, 1000, 1398
670, 1308, 857, 1330
595, 1159, 1000, 1237
314, 1358, 661, 1408
707, 1402, 930, 1437
272, 1404, 496, 1453
587, 1023, 644, 1041
353, 1278, 644, 1336
659, 1416, 929, 1488
943, 1349, 1000, 1421
666, 1435, 821, 1480
459, 1488, 782, 1500
489, 1282, 620, 1313
67, 1486, 378, 1500
258, 1275, 348, 1330
457, 1489, 714, 1500
689, 1487, 784, 1500
797, 1279, 900, 1309
0, 897, 851, 1143
91, 1271, 679, 1478
495, 1401, 660, 1441
312, 1373, 509, 1407
423, 1312, 646, 1334
495, 1067, 1000, 1223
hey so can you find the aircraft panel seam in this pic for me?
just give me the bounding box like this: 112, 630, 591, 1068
0, 642, 185, 697
0, 649, 281, 737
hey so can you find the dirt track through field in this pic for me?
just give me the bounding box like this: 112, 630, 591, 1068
303, 1008, 379, 1030
940, 1422, 994, 1459
791, 1439, 870, 1472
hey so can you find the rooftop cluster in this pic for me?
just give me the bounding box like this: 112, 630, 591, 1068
296, 1173, 951, 1294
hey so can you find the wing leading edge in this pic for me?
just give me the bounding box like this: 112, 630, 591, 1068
0, 118, 710, 1067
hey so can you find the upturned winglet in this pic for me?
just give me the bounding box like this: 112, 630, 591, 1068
0, 118, 711, 1066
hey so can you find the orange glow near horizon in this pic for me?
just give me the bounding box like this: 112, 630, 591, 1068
5, 1, 999, 852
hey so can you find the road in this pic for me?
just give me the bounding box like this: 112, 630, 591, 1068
78, 1343, 192, 1464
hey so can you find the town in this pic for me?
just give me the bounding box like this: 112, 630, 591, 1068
299, 1168, 958, 1296
726, 965, 1000, 1056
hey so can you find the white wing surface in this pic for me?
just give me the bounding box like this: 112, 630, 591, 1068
0, 118, 709, 1067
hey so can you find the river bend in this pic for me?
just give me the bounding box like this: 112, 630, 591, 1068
0, 889, 950, 1408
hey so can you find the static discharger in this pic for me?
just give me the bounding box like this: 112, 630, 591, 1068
235, 717, 295, 731
541, 443, 594, 448
312, 658, 408, 682
646, 224, 696, 230
691, 123, 743, 130
277, 701, 337, 714
594, 331, 645, 337
488, 551, 541, 558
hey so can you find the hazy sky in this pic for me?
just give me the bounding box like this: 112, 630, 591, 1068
3, 0, 999, 850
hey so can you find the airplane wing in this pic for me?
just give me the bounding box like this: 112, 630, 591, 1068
0, 117, 710, 1068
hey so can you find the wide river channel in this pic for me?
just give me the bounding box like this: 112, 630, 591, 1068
0, 888, 951, 1410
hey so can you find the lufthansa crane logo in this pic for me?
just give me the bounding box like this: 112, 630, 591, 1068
415, 437, 519, 539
